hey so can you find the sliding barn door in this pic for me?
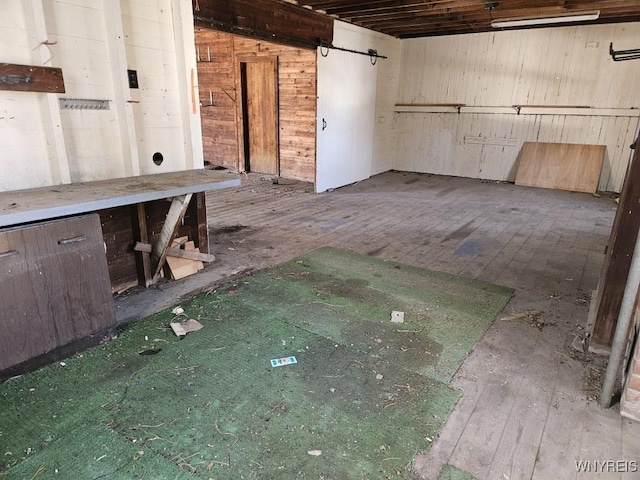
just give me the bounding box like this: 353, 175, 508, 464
316, 47, 377, 193
240, 59, 279, 175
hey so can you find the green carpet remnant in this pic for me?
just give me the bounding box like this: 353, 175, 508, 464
438, 464, 479, 480
0, 247, 511, 479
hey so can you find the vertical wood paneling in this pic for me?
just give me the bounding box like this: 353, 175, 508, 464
196, 29, 316, 183
395, 112, 637, 191
195, 29, 238, 169
396, 22, 640, 192
401, 23, 640, 108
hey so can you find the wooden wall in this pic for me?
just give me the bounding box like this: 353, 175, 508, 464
395, 22, 640, 192
196, 29, 317, 183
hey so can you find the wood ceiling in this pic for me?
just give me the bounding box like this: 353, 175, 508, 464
287, 0, 640, 38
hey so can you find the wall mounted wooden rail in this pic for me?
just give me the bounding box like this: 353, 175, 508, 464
394, 104, 640, 117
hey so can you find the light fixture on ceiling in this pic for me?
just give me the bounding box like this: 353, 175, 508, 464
491, 10, 600, 28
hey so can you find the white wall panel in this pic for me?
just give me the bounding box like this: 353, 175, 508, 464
0, 2, 52, 190
400, 23, 640, 108
46, 0, 125, 182
0, 95, 51, 190
371, 31, 402, 176
123, 0, 194, 175
397, 23, 640, 192
0, 0, 202, 192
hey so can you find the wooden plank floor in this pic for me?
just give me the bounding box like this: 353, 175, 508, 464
117, 170, 640, 479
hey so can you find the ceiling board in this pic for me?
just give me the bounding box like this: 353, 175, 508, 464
282, 0, 640, 38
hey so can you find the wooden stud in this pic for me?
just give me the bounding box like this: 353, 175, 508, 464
196, 192, 210, 254
171, 0, 203, 170
135, 204, 153, 287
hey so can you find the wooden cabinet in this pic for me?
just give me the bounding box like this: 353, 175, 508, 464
0, 214, 115, 375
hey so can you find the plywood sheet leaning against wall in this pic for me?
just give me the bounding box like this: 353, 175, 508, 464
195, 29, 317, 183
515, 142, 605, 193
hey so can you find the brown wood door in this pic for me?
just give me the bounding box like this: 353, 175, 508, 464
241, 59, 278, 175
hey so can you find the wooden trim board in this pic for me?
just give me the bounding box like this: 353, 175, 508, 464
0, 63, 65, 93
515, 142, 605, 193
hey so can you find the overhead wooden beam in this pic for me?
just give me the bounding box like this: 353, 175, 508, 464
0, 63, 64, 93
193, 0, 333, 48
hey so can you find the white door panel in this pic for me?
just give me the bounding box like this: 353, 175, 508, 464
316, 47, 377, 193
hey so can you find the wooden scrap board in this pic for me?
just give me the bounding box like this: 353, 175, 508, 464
166, 240, 205, 280
515, 142, 605, 193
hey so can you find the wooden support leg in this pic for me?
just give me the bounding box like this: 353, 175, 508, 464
196, 192, 209, 254
135, 203, 153, 287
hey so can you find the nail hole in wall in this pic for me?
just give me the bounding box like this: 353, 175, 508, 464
152, 152, 164, 165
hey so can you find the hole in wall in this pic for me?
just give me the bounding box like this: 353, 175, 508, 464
152, 152, 164, 166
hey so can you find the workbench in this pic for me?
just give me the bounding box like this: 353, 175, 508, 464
0, 169, 241, 291
0, 169, 241, 379
0, 169, 240, 227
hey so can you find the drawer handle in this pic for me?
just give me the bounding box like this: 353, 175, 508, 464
58, 235, 87, 245
0, 250, 18, 258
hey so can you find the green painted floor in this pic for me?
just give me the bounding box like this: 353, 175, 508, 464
1, 248, 511, 479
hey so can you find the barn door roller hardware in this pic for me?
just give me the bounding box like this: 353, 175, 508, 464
319, 42, 387, 65
610, 43, 640, 62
